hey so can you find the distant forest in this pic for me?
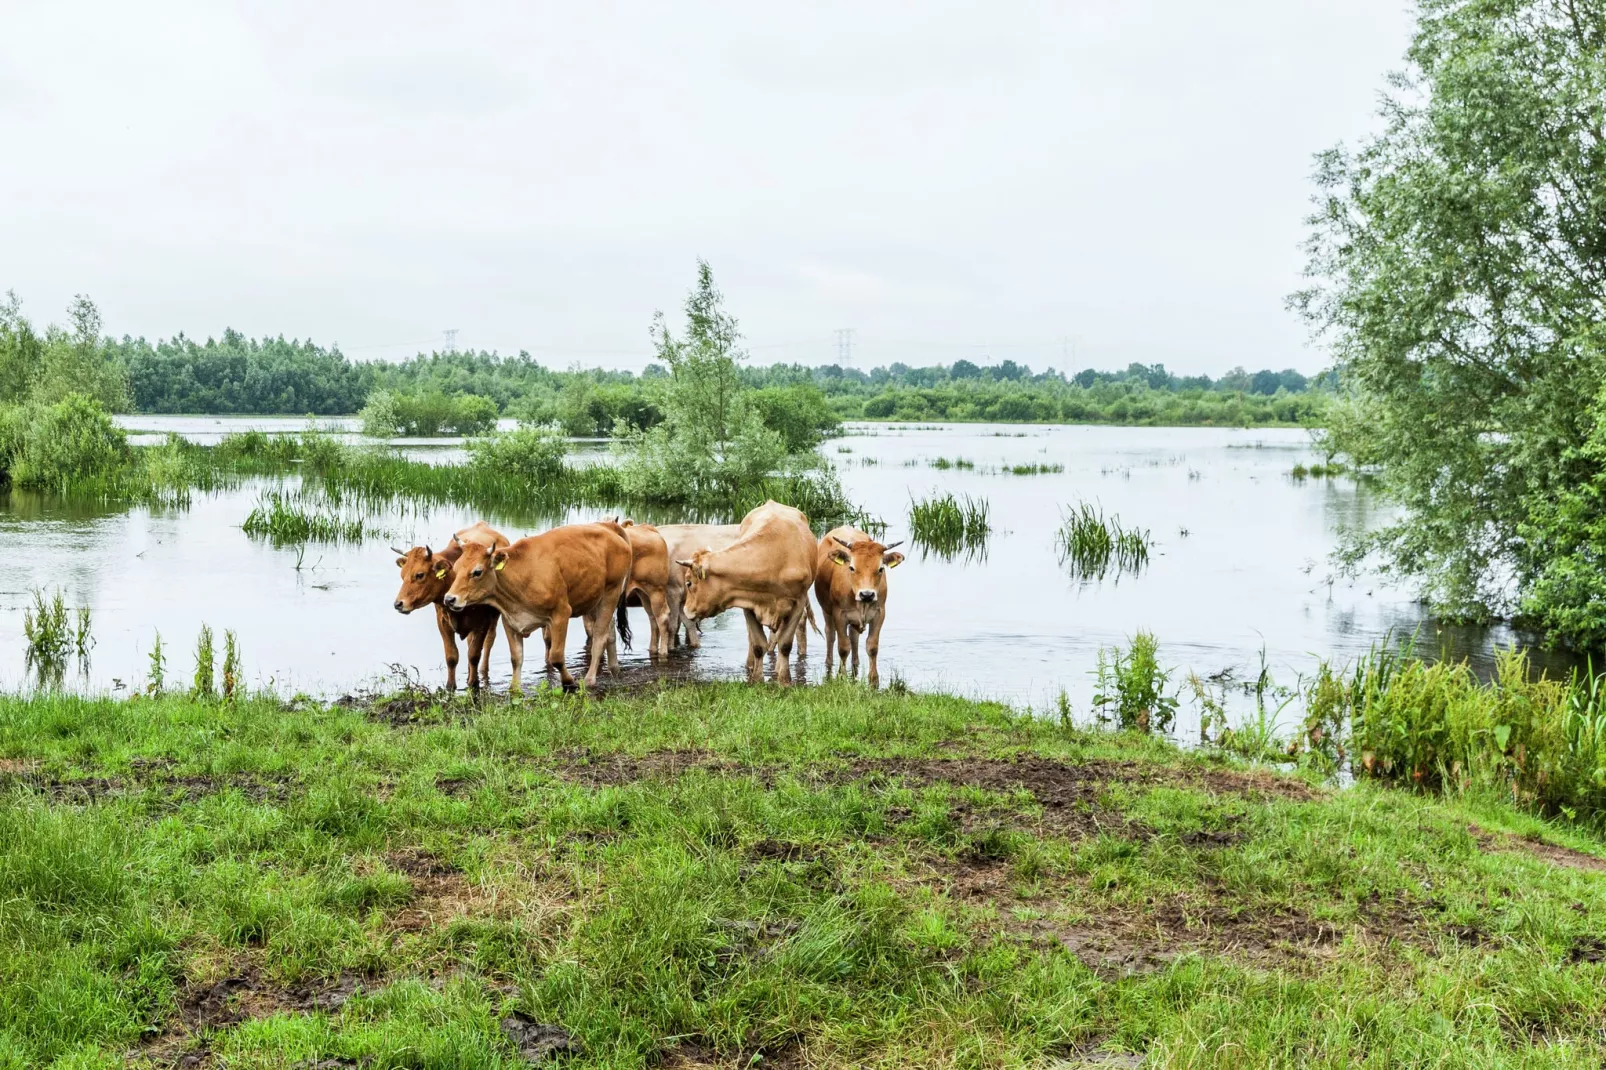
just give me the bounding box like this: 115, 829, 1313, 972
105, 330, 1325, 429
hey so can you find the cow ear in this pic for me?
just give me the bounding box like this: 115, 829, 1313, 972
395, 556, 407, 568
696, 564, 708, 580
493, 548, 509, 571
434, 565, 449, 579
830, 551, 850, 566
882, 551, 905, 569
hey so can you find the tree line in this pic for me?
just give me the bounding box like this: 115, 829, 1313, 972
0, 292, 1322, 431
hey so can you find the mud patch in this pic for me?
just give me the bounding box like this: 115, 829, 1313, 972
1468, 824, 1606, 874
661, 1038, 804, 1069
0, 766, 295, 805
499, 1011, 579, 1063
552, 748, 745, 787
385, 848, 498, 932
179, 969, 369, 1031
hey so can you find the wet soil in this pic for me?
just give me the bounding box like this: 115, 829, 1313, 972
0, 763, 294, 804
1467, 824, 1606, 873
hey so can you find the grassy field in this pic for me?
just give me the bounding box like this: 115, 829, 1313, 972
4, 683, 1606, 1068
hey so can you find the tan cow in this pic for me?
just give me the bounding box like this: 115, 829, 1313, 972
615, 520, 673, 659
443, 522, 632, 689
813, 526, 904, 687
677, 501, 816, 683
657, 521, 812, 655
391, 521, 508, 691
654, 523, 741, 648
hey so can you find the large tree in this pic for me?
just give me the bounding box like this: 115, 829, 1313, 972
1296, 0, 1606, 642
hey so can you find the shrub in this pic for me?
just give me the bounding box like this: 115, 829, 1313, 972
0, 393, 131, 491
467, 425, 568, 484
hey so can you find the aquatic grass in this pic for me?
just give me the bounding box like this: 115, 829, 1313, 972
907, 492, 991, 557
928, 456, 975, 470
1290, 460, 1348, 479
242, 492, 372, 545
1054, 501, 1151, 579
1005, 462, 1064, 475
23, 588, 71, 667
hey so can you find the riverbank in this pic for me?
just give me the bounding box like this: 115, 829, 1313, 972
4, 682, 1606, 1068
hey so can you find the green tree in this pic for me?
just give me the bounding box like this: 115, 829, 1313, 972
1295, 0, 1606, 636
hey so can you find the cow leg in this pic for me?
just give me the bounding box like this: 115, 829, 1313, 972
477, 618, 499, 685
847, 622, 862, 678
547, 612, 576, 688
646, 588, 671, 660
866, 609, 885, 689
465, 623, 486, 690
742, 609, 767, 683
773, 600, 808, 685
505, 624, 525, 695
582, 611, 611, 686
435, 604, 460, 692
835, 610, 851, 672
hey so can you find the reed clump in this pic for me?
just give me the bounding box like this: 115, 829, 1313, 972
1055, 501, 1151, 579
242, 492, 372, 544
907, 492, 991, 556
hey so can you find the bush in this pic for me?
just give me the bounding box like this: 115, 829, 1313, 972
467, 425, 568, 484
747, 384, 841, 452
359, 390, 500, 436
0, 393, 132, 491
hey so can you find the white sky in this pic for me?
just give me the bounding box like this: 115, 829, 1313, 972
0, 0, 1413, 375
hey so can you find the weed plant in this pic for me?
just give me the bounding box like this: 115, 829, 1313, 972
192, 624, 215, 699
221, 629, 241, 701
1092, 630, 1179, 733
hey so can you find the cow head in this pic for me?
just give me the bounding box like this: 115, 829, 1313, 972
675, 548, 723, 620
442, 541, 509, 611
392, 543, 462, 613
828, 535, 904, 605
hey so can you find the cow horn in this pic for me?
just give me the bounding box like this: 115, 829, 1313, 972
831, 535, 855, 549
882, 540, 903, 551
675, 559, 696, 569
423, 546, 432, 560
390, 545, 407, 557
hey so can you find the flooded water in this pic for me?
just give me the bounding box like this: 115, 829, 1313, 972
0, 422, 1560, 721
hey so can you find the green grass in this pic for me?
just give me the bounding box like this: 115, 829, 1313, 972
3, 682, 1606, 1067
1005, 462, 1065, 475
241, 492, 374, 545
928, 456, 975, 470
1055, 501, 1152, 579
907, 492, 992, 557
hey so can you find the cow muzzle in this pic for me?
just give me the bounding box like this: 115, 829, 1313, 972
442, 594, 461, 610
393, 599, 408, 613
856, 589, 878, 604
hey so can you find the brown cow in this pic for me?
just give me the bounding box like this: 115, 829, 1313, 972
443, 521, 632, 689
616, 519, 673, 659
677, 501, 816, 684
813, 526, 904, 687
391, 520, 508, 691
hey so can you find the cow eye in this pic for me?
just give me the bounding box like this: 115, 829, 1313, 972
414, 572, 424, 581
878, 565, 886, 573
848, 564, 856, 572
471, 567, 483, 578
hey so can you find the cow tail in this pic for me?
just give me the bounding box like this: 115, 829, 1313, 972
805, 600, 821, 636
616, 587, 634, 650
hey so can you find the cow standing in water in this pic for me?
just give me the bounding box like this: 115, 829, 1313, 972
654, 523, 741, 648
813, 526, 904, 688
391, 520, 508, 691
676, 501, 816, 684
615, 520, 674, 659
443, 522, 632, 690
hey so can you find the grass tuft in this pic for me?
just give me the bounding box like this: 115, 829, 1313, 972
907, 492, 991, 557
1054, 501, 1151, 579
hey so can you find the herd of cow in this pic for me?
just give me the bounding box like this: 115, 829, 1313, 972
391, 500, 906, 691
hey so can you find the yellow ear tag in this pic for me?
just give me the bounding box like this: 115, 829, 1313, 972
434, 568, 448, 579
886, 558, 902, 569
494, 559, 505, 571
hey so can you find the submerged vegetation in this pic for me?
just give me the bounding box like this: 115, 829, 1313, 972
907, 492, 992, 557
1054, 501, 1152, 579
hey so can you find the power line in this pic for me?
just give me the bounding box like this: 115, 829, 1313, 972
834, 328, 855, 367
442, 328, 458, 355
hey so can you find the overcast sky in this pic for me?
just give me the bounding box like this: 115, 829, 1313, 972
1, 1, 1413, 375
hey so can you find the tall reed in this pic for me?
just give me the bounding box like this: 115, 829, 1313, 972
1055, 501, 1151, 579
907, 492, 991, 557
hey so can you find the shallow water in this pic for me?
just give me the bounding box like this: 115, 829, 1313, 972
0, 422, 1560, 722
